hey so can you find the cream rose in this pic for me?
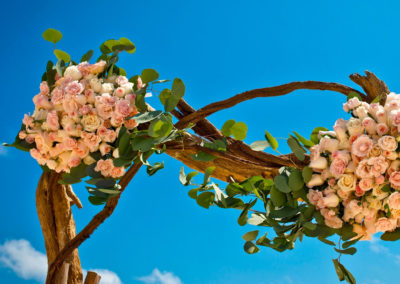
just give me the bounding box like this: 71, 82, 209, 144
347, 118, 364, 136
81, 114, 102, 132
378, 135, 398, 152
337, 174, 356, 192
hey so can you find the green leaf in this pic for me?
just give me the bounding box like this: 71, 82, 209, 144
141, 69, 159, 83
381, 184, 391, 193
303, 222, 317, 231
88, 195, 108, 205
318, 236, 336, 246
190, 151, 216, 162
270, 186, 286, 207
287, 136, 306, 161
288, 170, 304, 191
244, 241, 260, 254
332, 259, 345, 281
118, 131, 131, 156
274, 175, 292, 193
342, 236, 363, 249
131, 136, 156, 152
293, 131, 314, 147
221, 120, 236, 137
310, 127, 329, 144
148, 117, 173, 138
128, 111, 163, 124
96, 188, 121, 195
269, 206, 299, 218
242, 230, 259, 241
381, 228, 400, 241
265, 131, 278, 151
113, 158, 133, 167
54, 49, 71, 63
231, 122, 247, 140
347, 91, 362, 101
179, 167, 198, 186
334, 247, 357, 255
302, 166, 313, 183
371, 95, 381, 104
42, 28, 63, 44
147, 162, 164, 176
81, 50, 94, 62
249, 140, 270, 151
95, 178, 116, 189
172, 78, 185, 98
196, 192, 215, 209
159, 89, 172, 106
118, 37, 136, 53
203, 166, 215, 186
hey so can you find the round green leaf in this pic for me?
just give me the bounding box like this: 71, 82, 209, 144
42, 28, 63, 44
118, 37, 136, 53
288, 170, 304, 191
54, 49, 71, 63
231, 122, 247, 140
274, 175, 292, 193
141, 69, 159, 83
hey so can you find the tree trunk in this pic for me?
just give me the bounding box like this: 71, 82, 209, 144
36, 172, 83, 283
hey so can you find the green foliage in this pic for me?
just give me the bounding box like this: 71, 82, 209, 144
310, 127, 329, 144
158, 78, 186, 112
264, 131, 278, 151
100, 38, 135, 54
81, 50, 94, 62
54, 49, 71, 63
221, 120, 248, 140
141, 69, 159, 84
347, 91, 362, 101
42, 28, 63, 44
381, 228, 400, 241
332, 259, 356, 284
287, 136, 306, 161
190, 151, 216, 162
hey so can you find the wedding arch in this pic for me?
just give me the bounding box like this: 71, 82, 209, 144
6, 29, 399, 284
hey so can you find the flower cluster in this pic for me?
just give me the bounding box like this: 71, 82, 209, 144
19, 61, 140, 178
306, 95, 400, 240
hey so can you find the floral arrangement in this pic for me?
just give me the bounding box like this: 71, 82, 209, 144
20, 62, 138, 177
306, 95, 400, 240
5, 29, 185, 205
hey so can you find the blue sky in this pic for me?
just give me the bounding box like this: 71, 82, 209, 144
1, 0, 400, 283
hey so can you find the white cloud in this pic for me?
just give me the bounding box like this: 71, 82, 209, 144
370, 236, 400, 265
0, 239, 47, 282
0, 239, 122, 283
0, 145, 7, 156
137, 268, 183, 284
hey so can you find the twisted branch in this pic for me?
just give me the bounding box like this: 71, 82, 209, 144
174, 81, 364, 129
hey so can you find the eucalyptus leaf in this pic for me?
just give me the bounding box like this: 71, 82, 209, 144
42, 28, 63, 44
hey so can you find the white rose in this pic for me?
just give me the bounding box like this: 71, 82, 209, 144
101, 83, 114, 94
309, 156, 328, 170
64, 66, 82, 81
337, 174, 356, 192
323, 193, 340, 208
90, 78, 103, 93
353, 106, 368, 120
319, 137, 339, 153
122, 82, 133, 94
81, 114, 102, 132
113, 149, 120, 158
334, 119, 348, 142
306, 174, 325, 188
347, 118, 364, 136
378, 135, 398, 152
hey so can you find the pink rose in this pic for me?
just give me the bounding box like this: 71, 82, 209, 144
33, 94, 52, 109
46, 111, 59, 131
115, 76, 128, 86
68, 154, 81, 168
368, 156, 388, 177
115, 99, 133, 118
40, 81, 49, 95
51, 88, 64, 105
95, 102, 113, 119
124, 119, 137, 130
388, 192, 400, 210
376, 110, 387, 124
358, 178, 373, 191
73, 140, 89, 158
99, 142, 112, 156
375, 175, 385, 184
81, 132, 101, 152
62, 96, 79, 115
351, 135, 373, 157
104, 130, 117, 143
362, 117, 377, 135
113, 87, 126, 98
79, 104, 92, 115
343, 199, 363, 221
22, 114, 34, 128
377, 123, 389, 136
343, 97, 361, 112
110, 166, 125, 178
378, 135, 398, 152
85, 89, 96, 104
136, 77, 143, 90
111, 113, 124, 127
375, 217, 397, 232
63, 137, 77, 151
88, 60, 107, 74
321, 209, 343, 229
94, 159, 114, 177
65, 81, 84, 96
330, 158, 347, 178
390, 171, 400, 190
306, 189, 324, 209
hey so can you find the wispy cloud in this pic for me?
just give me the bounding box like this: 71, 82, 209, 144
0, 239, 122, 283
369, 236, 400, 265
137, 268, 183, 284
0, 145, 8, 156
0, 239, 47, 282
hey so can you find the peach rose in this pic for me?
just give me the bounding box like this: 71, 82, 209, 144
390, 171, 400, 190
94, 159, 114, 177
110, 166, 125, 178
358, 178, 373, 191
388, 192, 400, 210
351, 135, 373, 157
343, 199, 363, 221
375, 217, 397, 232
378, 136, 398, 152
81, 132, 101, 152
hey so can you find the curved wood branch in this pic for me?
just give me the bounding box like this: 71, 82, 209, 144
174, 81, 364, 129
45, 162, 143, 284
349, 71, 390, 105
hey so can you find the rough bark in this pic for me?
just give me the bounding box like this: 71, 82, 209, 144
36, 172, 83, 283
84, 272, 101, 284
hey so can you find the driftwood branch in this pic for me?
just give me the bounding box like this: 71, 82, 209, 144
84, 271, 101, 284
174, 81, 365, 129
349, 71, 390, 105
45, 162, 143, 284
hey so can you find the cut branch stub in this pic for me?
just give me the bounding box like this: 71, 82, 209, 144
349, 71, 390, 105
